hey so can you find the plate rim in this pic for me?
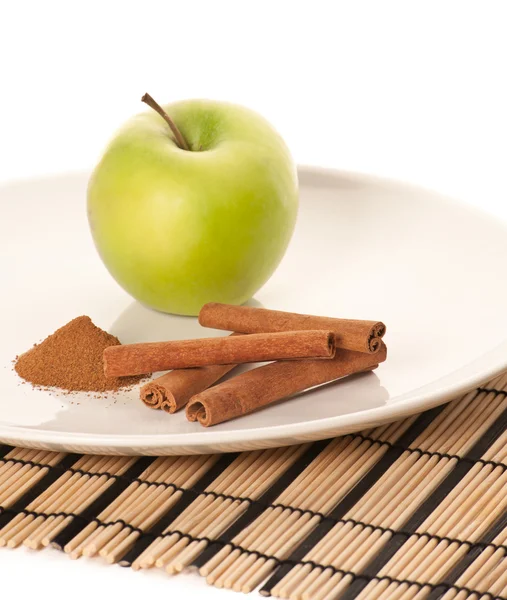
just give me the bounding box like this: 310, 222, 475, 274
1, 165, 507, 454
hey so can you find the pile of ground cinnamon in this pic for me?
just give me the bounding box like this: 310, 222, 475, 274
15, 316, 144, 393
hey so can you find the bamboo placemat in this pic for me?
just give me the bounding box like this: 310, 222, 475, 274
1, 374, 507, 599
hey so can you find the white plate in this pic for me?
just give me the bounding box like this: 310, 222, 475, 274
1, 167, 507, 455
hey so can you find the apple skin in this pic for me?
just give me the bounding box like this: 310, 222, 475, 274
87, 100, 298, 316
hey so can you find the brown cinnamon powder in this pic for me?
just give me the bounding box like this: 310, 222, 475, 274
15, 316, 144, 393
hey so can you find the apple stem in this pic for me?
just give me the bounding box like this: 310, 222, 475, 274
141, 93, 190, 151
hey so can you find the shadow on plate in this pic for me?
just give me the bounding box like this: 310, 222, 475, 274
238, 370, 390, 427
109, 297, 264, 344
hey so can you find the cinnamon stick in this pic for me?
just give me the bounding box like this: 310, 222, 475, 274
198, 303, 386, 353
140, 363, 238, 413
186, 342, 387, 427
103, 330, 335, 377
140, 333, 241, 413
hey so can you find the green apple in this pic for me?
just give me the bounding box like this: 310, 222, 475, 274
87, 95, 298, 316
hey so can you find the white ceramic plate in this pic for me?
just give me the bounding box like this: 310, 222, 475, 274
1, 167, 507, 455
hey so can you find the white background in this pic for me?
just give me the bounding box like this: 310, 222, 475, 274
1, 1, 506, 598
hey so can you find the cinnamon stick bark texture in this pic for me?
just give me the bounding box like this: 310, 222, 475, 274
199, 303, 386, 353
140, 363, 238, 413
140, 332, 241, 412
103, 330, 335, 377
186, 342, 387, 427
